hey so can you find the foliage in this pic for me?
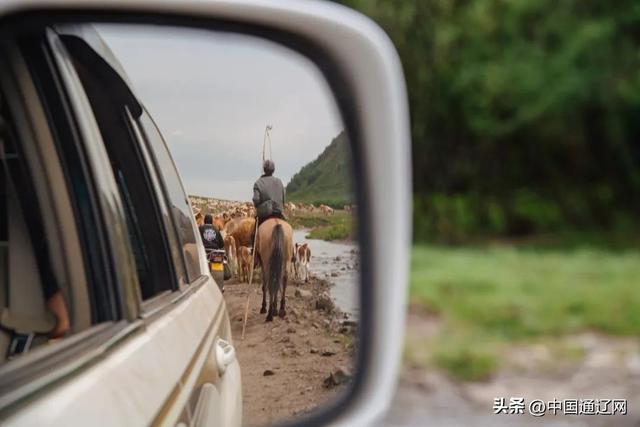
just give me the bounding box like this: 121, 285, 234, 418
411, 244, 640, 337
306, 222, 353, 241
288, 211, 355, 241
408, 243, 640, 379
286, 131, 353, 208
433, 341, 499, 382
341, 0, 640, 240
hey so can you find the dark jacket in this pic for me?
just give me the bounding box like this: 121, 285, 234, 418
252, 175, 285, 220
199, 224, 224, 250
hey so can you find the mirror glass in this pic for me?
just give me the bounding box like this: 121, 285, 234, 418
98, 24, 359, 426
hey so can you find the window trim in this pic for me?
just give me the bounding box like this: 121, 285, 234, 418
124, 107, 188, 293
45, 29, 142, 321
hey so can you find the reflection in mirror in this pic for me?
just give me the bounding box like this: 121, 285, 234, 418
98, 24, 359, 426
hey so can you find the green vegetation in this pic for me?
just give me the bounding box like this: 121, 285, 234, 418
288, 211, 354, 241
286, 131, 352, 208
408, 243, 640, 380
335, 0, 640, 381
341, 0, 640, 242
433, 342, 498, 382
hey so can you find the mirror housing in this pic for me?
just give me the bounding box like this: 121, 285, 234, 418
0, 1, 411, 425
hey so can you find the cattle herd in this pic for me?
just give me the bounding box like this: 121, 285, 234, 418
189, 196, 352, 283
189, 196, 355, 220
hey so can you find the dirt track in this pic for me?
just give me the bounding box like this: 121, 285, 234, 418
224, 276, 356, 427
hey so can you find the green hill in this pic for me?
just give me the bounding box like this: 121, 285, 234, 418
286, 131, 352, 208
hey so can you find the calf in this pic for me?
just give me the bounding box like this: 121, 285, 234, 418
224, 235, 238, 277
294, 243, 312, 283
238, 245, 252, 283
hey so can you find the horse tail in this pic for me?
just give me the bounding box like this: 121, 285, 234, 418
268, 224, 285, 299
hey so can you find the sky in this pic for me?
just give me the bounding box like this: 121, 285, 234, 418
97, 24, 344, 201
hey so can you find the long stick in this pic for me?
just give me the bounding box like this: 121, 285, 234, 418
241, 218, 260, 340
263, 124, 273, 162
242, 124, 272, 340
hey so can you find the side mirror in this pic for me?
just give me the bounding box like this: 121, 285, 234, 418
0, 1, 411, 426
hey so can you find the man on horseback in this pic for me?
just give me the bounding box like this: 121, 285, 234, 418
251, 159, 285, 268
246, 160, 294, 321
253, 159, 285, 226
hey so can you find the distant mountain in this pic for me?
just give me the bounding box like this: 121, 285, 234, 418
286, 131, 352, 208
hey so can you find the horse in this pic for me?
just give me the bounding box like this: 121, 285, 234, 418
257, 218, 293, 321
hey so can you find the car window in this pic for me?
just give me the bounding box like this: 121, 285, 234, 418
135, 111, 201, 284
62, 40, 178, 300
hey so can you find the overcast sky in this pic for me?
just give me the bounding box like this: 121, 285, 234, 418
97, 24, 343, 201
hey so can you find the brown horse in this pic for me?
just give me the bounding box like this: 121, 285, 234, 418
257, 218, 293, 321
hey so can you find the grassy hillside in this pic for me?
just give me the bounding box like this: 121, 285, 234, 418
286, 131, 352, 208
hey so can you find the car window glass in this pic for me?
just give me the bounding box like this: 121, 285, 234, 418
63, 46, 177, 300
136, 111, 201, 284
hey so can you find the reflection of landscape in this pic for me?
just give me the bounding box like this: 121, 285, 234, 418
188, 132, 359, 426
338, 0, 640, 424
189, 195, 358, 427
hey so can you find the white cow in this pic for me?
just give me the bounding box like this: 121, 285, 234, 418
294, 243, 311, 283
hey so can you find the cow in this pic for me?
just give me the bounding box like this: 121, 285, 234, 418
213, 215, 228, 232
194, 212, 204, 227
224, 217, 256, 247
237, 246, 252, 283
294, 242, 311, 283
284, 202, 297, 217
224, 235, 238, 277
319, 204, 334, 215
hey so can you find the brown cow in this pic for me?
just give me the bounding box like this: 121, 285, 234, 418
319, 204, 334, 215
225, 217, 256, 247
237, 246, 252, 283
224, 235, 238, 277
294, 243, 311, 282
195, 212, 204, 227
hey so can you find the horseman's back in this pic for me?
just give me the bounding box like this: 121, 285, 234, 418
253, 175, 285, 220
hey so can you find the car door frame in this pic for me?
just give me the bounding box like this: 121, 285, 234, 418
1, 26, 240, 427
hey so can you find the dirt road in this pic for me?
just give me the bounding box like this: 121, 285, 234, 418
225, 277, 356, 427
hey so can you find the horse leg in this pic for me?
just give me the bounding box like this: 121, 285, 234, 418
260, 273, 267, 314
279, 273, 287, 318
267, 288, 277, 322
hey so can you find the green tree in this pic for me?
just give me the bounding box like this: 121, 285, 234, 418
341, 0, 640, 240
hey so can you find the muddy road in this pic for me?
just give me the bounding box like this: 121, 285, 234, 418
225, 276, 356, 427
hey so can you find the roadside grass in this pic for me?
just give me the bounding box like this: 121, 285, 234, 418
289, 211, 355, 241
408, 243, 640, 381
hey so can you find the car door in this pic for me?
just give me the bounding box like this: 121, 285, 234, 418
0, 26, 241, 427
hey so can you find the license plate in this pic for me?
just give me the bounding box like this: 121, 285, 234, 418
211, 262, 223, 271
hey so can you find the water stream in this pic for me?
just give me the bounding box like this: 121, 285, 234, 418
293, 229, 359, 319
